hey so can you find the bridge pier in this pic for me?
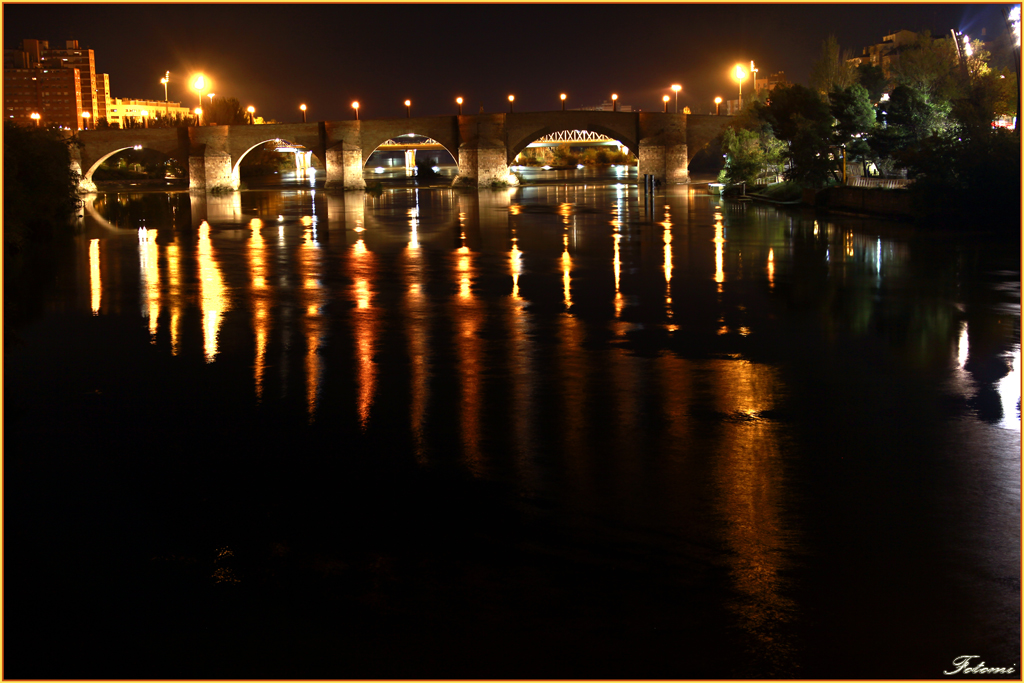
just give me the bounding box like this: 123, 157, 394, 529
70, 146, 97, 193
453, 114, 515, 187
454, 145, 511, 187
636, 112, 690, 185
189, 148, 237, 192
637, 142, 689, 185
325, 142, 365, 191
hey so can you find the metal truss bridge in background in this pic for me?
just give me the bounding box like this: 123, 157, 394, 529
376, 130, 621, 152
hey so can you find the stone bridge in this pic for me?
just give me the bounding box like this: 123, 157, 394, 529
72, 111, 731, 192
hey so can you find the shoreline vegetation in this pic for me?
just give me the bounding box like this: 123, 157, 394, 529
4, 122, 82, 329
713, 31, 1019, 235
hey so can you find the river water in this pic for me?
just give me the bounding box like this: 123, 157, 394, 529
5, 169, 1020, 678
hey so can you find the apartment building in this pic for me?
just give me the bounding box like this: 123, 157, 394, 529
3, 65, 83, 129
847, 30, 919, 77
4, 39, 110, 129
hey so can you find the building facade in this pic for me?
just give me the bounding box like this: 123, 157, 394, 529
753, 71, 791, 95
4, 39, 111, 129
106, 98, 192, 128
3, 65, 83, 129
847, 30, 919, 77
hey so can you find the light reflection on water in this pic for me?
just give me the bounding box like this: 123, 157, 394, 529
250, 218, 270, 402
65, 180, 1020, 675
85, 185, 1019, 440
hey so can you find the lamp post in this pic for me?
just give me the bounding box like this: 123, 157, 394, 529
611, 93, 618, 112
300, 103, 307, 123
750, 61, 758, 97
81, 111, 90, 130
560, 93, 566, 110
352, 101, 359, 120
405, 99, 411, 117
247, 106, 255, 124
714, 96, 722, 115
662, 95, 670, 113
206, 93, 215, 124
733, 64, 747, 110
160, 72, 169, 101
508, 94, 514, 113
191, 74, 207, 111
30, 112, 40, 126
671, 83, 681, 113
456, 96, 463, 115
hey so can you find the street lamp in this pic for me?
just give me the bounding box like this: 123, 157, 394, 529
191, 74, 207, 110
671, 83, 681, 113
300, 103, 307, 123
247, 106, 255, 124
206, 93, 215, 124
456, 96, 463, 115
508, 94, 514, 113
560, 93, 566, 111
733, 64, 747, 110
81, 111, 90, 130
405, 99, 411, 117
30, 112, 40, 126
714, 96, 722, 115
352, 101, 359, 120
750, 61, 758, 96
662, 95, 670, 113
611, 93, 618, 112
160, 71, 169, 101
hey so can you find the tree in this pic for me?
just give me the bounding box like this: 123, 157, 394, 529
719, 127, 786, 185
871, 84, 946, 167
830, 84, 876, 177
889, 31, 956, 97
901, 126, 1020, 229
3, 122, 81, 253
831, 84, 877, 144
751, 84, 839, 187
207, 96, 248, 126
150, 111, 190, 128
889, 32, 991, 103
756, 84, 832, 143
855, 63, 888, 103
810, 35, 856, 99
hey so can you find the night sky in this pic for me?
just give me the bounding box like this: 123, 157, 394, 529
3, 3, 1017, 122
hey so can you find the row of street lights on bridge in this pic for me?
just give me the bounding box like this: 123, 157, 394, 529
164, 66, 758, 128
342, 80, 753, 119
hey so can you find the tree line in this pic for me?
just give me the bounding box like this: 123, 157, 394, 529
719, 31, 1019, 229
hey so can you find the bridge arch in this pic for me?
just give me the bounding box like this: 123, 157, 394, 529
504, 111, 641, 167
81, 145, 181, 185
506, 124, 639, 166
359, 131, 459, 171
230, 137, 326, 181
355, 117, 461, 173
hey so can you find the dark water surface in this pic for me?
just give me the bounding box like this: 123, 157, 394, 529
5, 172, 1020, 678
